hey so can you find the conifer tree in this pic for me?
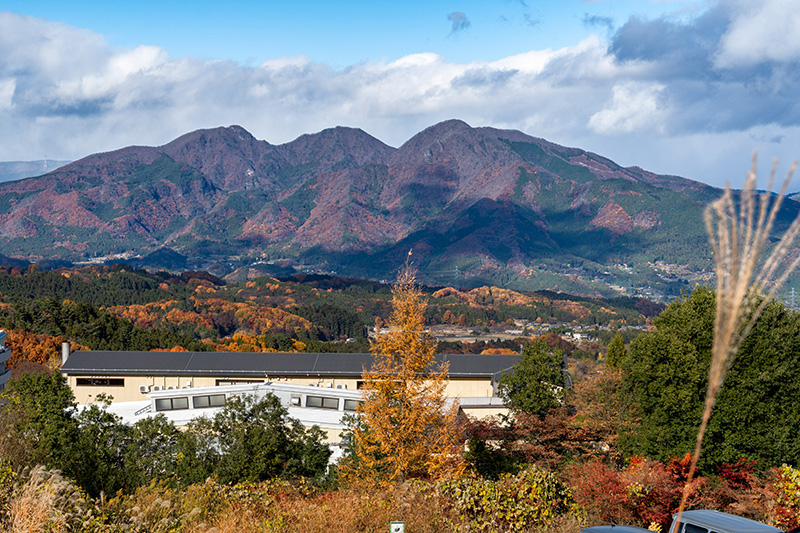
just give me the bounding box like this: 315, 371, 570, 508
340, 264, 464, 486
498, 339, 566, 417
605, 335, 627, 367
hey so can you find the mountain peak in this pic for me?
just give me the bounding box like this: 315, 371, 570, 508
400, 119, 473, 145
280, 125, 394, 167
164, 125, 264, 150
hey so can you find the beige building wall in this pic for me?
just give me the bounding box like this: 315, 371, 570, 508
445, 378, 495, 398
460, 406, 510, 419
66, 373, 496, 405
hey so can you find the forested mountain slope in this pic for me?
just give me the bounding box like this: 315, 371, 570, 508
0, 120, 796, 297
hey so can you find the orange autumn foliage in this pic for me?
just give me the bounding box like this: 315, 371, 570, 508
340, 265, 464, 487
205, 333, 307, 353
107, 297, 313, 337
480, 348, 518, 355
4, 329, 87, 369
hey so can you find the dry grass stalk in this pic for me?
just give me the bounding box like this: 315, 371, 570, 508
7, 465, 89, 533
676, 154, 799, 523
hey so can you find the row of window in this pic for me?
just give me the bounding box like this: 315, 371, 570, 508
155, 393, 226, 412
155, 393, 361, 413
76, 378, 125, 387
302, 395, 361, 412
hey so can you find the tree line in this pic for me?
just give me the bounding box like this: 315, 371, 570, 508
0, 370, 330, 498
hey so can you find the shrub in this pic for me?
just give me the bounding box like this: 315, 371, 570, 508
567, 456, 710, 530
770, 465, 800, 530
438, 466, 583, 531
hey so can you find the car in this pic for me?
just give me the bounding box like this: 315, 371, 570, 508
668, 510, 782, 533
582, 510, 786, 533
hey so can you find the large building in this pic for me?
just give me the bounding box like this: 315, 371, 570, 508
60, 349, 519, 405
61, 349, 519, 459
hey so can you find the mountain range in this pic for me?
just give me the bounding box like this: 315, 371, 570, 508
1, 120, 792, 298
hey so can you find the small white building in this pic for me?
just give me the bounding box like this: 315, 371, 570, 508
0, 331, 11, 391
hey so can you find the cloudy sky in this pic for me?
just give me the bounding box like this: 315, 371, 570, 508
1, 0, 799, 188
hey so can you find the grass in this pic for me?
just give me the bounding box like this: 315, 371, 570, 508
677, 154, 800, 519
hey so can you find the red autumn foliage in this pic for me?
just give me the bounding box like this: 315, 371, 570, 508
567, 455, 713, 530
717, 458, 758, 489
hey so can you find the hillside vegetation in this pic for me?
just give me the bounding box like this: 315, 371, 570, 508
1, 284, 799, 531
0, 265, 660, 369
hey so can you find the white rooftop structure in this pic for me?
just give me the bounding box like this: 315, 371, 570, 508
98, 381, 365, 462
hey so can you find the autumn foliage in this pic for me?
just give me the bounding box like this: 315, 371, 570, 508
340, 265, 464, 486
5, 329, 87, 369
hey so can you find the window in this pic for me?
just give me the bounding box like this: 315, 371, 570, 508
215, 379, 263, 386
306, 395, 322, 408
344, 399, 362, 412
76, 378, 125, 387
192, 394, 226, 408
306, 395, 339, 409
155, 397, 189, 411
683, 525, 708, 533
323, 397, 339, 409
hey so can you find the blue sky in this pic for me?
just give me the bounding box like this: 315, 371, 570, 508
1, 0, 799, 188
3, 1, 702, 65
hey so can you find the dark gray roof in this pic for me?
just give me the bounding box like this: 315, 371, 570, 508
61, 351, 520, 379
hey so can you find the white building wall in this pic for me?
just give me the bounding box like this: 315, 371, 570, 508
0, 331, 11, 391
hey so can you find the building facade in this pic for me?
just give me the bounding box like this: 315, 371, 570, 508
61, 350, 519, 405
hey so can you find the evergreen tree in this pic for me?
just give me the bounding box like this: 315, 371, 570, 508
498, 339, 567, 417
208, 393, 330, 483
605, 335, 627, 367
0, 370, 80, 472
621, 286, 800, 470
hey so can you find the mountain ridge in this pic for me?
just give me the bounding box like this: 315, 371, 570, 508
0, 120, 776, 298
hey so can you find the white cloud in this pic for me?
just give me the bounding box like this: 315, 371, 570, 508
0, 79, 14, 110
588, 82, 667, 134
715, 0, 800, 68
0, 7, 798, 189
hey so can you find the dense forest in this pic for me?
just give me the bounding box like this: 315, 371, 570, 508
0, 264, 660, 370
